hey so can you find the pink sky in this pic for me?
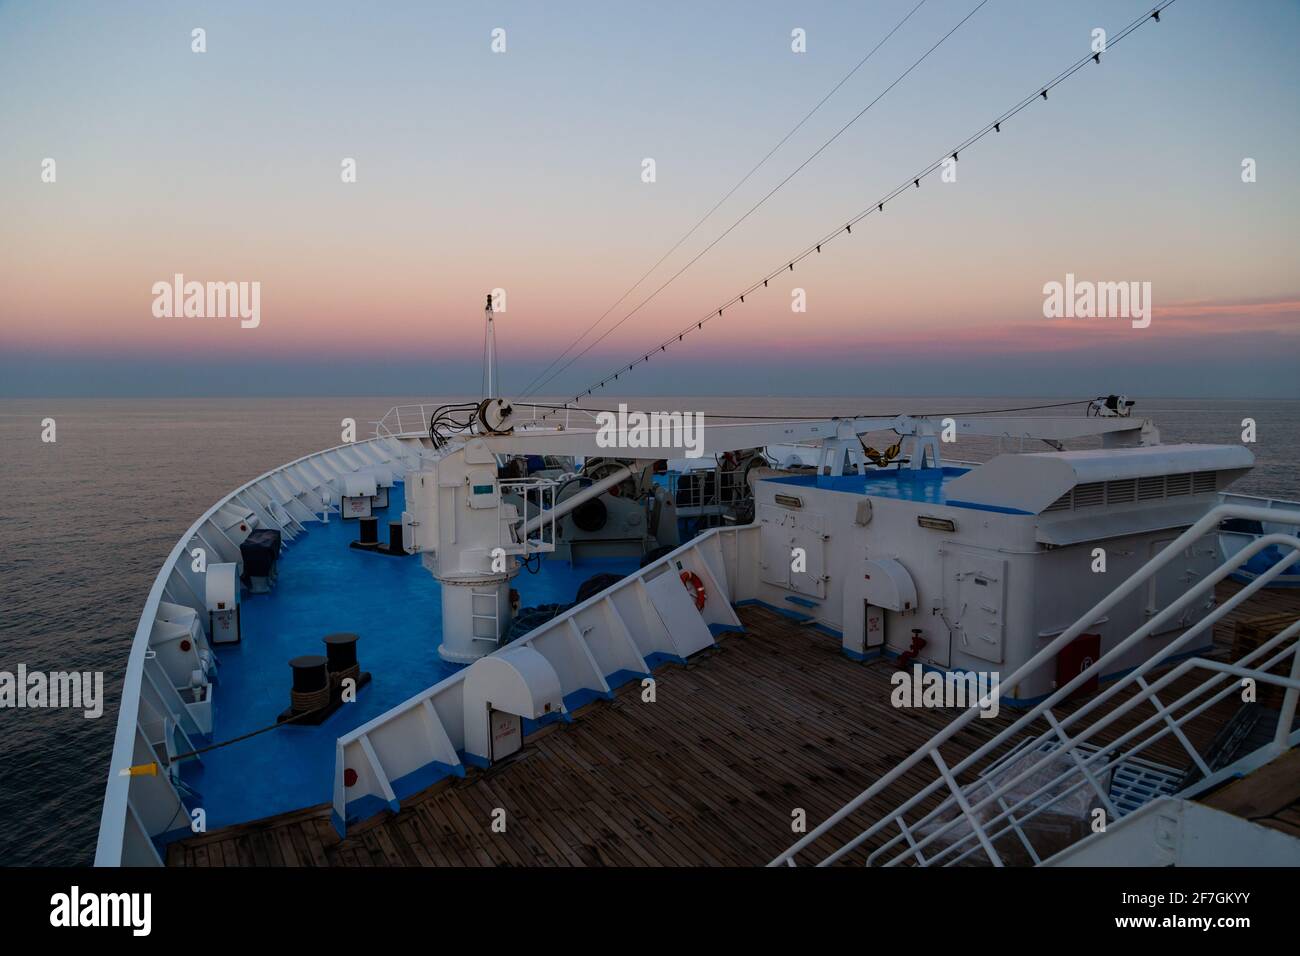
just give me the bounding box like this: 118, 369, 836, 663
2, 0, 1297, 397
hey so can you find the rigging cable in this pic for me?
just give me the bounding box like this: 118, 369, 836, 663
547, 1, 1178, 411
512, 396, 1102, 423
517, 0, 932, 399
525, 0, 993, 402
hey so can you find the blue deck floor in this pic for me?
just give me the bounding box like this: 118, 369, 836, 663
178, 483, 639, 834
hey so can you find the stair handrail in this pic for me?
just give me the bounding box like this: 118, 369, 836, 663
863, 530, 1300, 866
872, 620, 1300, 867
769, 503, 1300, 867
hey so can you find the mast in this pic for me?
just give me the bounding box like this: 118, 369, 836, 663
482, 292, 498, 399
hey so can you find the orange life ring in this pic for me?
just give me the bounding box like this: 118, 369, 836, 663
680, 570, 707, 610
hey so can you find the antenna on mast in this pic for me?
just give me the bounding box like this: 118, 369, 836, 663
482, 292, 499, 399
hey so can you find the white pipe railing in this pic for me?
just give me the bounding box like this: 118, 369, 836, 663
517, 466, 633, 537
95, 435, 418, 867
770, 503, 1300, 867
374, 403, 438, 439
374, 401, 609, 440
860, 531, 1300, 868
884, 630, 1300, 868
498, 477, 558, 559
1219, 490, 1300, 516
330, 522, 758, 833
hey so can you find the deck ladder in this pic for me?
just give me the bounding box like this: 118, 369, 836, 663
770, 503, 1300, 867
470, 589, 501, 647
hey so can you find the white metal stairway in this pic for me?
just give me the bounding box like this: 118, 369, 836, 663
770, 503, 1300, 867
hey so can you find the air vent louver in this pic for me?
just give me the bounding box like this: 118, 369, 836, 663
1072, 482, 1105, 508
1045, 469, 1221, 516
1137, 476, 1165, 500
1043, 492, 1072, 513
1106, 478, 1137, 504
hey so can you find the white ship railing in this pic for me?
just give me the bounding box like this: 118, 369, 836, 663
375, 403, 441, 439
498, 477, 558, 559
1217, 491, 1300, 578
666, 462, 749, 517
1219, 490, 1300, 522
95, 434, 429, 867
770, 503, 1300, 867
329, 523, 761, 834
375, 402, 606, 439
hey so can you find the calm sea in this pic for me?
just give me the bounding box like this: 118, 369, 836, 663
1, 395, 1296, 865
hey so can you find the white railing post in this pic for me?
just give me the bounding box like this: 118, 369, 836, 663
930, 750, 1003, 867
1132, 674, 1211, 778
1274, 638, 1300, 754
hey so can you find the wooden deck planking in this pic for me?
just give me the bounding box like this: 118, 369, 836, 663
169, 580, 1300, 868
167, 606, 1022, 866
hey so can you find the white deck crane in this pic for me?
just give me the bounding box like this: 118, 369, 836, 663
406, 397, 1155, 662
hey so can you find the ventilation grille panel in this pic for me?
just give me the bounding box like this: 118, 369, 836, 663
1106, 479, 1137, 504
1040, 470, 1222, 513
1137, 476, 1165, 500
1072, 482, 1105, 508
1043, 492, 1072, 513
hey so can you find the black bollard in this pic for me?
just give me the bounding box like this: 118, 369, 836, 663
357, 516, 379, 547
323, 633, 359, 672
289, 655, 328, 694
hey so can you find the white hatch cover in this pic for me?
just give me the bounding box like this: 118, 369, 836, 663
862, 558, 917, 612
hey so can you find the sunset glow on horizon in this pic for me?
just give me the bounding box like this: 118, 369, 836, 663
2, 0, 1297, 397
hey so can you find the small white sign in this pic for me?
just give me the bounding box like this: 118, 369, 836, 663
490, 709, 522, 760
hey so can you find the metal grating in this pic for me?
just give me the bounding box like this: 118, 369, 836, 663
976, 740, 1182, 819
1108, 756, 1184, 817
